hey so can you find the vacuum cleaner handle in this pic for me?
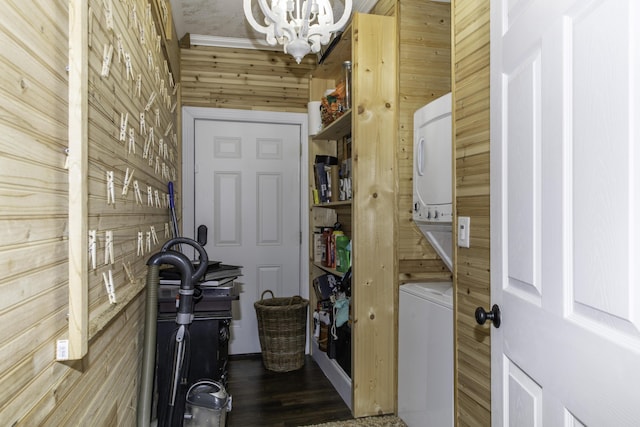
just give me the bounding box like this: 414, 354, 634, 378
162, 237, 209, 282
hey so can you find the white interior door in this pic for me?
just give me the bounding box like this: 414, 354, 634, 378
193, 118, 302, 355
490, 0, 640, 425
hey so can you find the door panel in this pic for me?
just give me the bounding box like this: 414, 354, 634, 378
491, 0, 640, 425
194, 119, 301, 355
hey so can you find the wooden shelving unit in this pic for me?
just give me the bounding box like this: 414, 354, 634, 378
307, 13, 397, 418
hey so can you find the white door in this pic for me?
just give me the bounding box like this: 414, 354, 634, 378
490, 0, 640, 425
193, 118, 302, 355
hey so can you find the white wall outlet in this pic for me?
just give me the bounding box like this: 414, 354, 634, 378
458, 216, 471, 248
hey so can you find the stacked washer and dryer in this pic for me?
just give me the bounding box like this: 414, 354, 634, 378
398, 92, 454, 427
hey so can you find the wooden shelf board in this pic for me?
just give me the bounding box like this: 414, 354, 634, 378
312, 109, 352, 141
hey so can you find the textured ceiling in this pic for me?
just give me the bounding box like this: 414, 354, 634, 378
170, 0, 370, 43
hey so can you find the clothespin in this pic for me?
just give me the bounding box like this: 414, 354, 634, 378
155, 66, 160, 85
106, 171, 115, 205
147, 185, 153, 206
105, 230, 114, 265
157, 139, 163, 160
147, 50, 154, 71
116, 34, 124, 63
146, 4, 152, 24
145, 91, 156, 111
171, 167, 176, 182
101, 44, 114, 78
63, 148, 70, 169
119, 112, 128, 142
103, 0, 113, 31
163, 139, 169, 159
123, 261, 135, 284
143, 127, 153, 159
150, 225, 159, 245
155, 108, 160, 126
139, 112, 146, 135
169, 72, 174, 88
103, 270, 116, 304
170, 101, 177, 113
131, 3, 137, 28
122, 168, 134, 196
128, 128, 136, 154
133, 180, 143, 204
156, 35, 161, 53
138, 21, 145, 45
164, 222, 170, 238
146, 231, 151, 253
137, 231, 144, 256
161, 163, 168, 180
154, 189, 161, 208
155, 156, 161, 175
164, 60, 169, 75
89, 230, 97, 270
124, 52, 133, 80
136, 74, 142, 98
164, 193, 170, 208
164, 121, 173, 136
173, 82, 180, 96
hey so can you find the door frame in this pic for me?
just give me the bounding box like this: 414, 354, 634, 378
182, 106, 309, 299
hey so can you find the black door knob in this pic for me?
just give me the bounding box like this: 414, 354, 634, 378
475, 304, 501, 328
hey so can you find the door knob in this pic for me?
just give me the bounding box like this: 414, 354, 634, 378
475, 304, 501, 328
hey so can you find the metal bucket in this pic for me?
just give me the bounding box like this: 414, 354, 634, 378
183, 380, 231, 427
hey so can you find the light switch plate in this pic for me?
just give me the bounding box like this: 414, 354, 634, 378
458, 216, 470, 248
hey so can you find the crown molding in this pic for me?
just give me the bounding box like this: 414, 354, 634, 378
188, 34, 280, 51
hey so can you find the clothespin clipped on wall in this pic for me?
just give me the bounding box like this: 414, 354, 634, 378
155, 156, 161, 175
139, 112, 146, 135
156, 35, 161, 53
101, 44, 114, 78
103, 270, 117, 304
119, 112, 128, 142
169, 72, 174, 88
136, 74, 142, 98
155, 66, 160, 85
150, 226, 159, 245
116, 34, 124, 63
147, 50, 154, 71
164, 222, 170, 238
137, 231, 144, 256
161, 163, 168, 180
145, 91, 156, 111
138, 21, 145, 46
157, 139, 163, 161
106, 171, 115, 205
147, 185, 153, 206
124, 52, 134, 81
122, 168, 134, 196
104, 230, 114, 265
89, 230, 97, 270
143, 127, 154, 159
154, 189, 161, 208
63, 148, 70, 169
170, 101, 177, 114
164, 121, 173, 137
146, 3, 152, 24
123, 261, 135, 284
173, 82, 180, 97
133, 180, 143, 205
155, 108, 160, 126
146, 231, 151, 253
165, 193, 170, 209
103, 0, 114, 31
163, 139, 169, 159
128, 128, 136, 154
171, 167, 176, 182
130, 3, 138, 28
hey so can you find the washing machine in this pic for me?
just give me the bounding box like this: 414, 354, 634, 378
398, 282, 453, 427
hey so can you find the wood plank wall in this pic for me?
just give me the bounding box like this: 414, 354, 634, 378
0, 0, 180, 424
181, 46, 315, 112
452, 0, 492, 425
395, 1, 452, 283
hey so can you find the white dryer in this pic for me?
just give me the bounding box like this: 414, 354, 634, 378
413, 92, 453, 271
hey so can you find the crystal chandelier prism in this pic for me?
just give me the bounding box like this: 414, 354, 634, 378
243, 0, 353, 64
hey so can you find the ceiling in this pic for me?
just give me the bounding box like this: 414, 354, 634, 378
169, 0, 379, 48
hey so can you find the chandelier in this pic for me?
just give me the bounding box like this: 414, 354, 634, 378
243, 0, 353, 64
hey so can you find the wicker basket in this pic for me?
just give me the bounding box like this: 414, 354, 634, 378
254, 290, 309, 372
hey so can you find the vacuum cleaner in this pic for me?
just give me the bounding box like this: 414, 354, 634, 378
137, 237, 231, 427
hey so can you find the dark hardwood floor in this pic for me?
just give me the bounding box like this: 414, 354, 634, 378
226, 354, 353, 427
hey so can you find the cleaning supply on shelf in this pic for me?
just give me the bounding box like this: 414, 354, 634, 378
336, 235, 351, 272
